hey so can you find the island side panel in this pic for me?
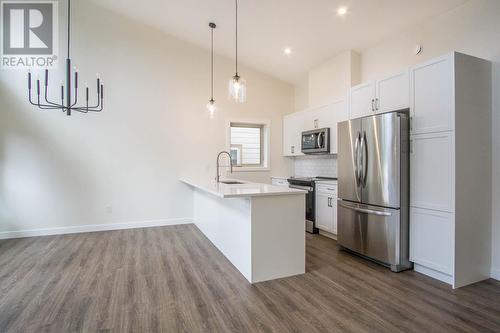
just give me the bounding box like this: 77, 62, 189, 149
250, 194, 306, 283
193, 190, 253, 282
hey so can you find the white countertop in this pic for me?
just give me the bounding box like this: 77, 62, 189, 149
180, 178, 306, 198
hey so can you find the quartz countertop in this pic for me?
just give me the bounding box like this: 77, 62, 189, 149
180, 178, 306, 198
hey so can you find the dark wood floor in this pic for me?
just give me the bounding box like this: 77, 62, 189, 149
0, 225, 499, 333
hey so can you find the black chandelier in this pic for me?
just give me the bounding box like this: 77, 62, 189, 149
28, 0, 103, 116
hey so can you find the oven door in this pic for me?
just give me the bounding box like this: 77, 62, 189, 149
301, 129, 330, 154
289, 184, 316, 232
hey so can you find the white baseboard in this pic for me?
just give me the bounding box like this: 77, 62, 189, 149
491, 267, 500, 281
0, 218, 193, 240
414, 263, 453, 286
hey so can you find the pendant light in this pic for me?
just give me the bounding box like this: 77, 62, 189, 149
207, 22, 217, 118
228, 0, 246, 103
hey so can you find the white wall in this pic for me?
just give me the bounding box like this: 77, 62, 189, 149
0, 1, 294, 236
359, 0, 500, 279
293, 50, 360, 112
294, 76, 309, 112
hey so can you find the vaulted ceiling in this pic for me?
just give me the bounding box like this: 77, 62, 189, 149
92, 0, 469, 83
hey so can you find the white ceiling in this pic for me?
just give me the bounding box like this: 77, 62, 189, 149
92, 0, 469, 84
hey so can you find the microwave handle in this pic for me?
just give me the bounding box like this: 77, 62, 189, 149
317, 132, 324, 148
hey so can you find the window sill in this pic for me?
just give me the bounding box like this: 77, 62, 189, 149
232, 167, 271, 172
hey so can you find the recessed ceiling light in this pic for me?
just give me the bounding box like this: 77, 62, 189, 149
337, 6, 348, 16
283, 47, 292, 56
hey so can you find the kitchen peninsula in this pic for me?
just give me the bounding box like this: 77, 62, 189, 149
180, 178, 306, 283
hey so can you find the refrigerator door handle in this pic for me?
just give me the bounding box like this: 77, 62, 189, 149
362, 131, 368, 187
354, 132, 360, 187
338, 202, 392, 216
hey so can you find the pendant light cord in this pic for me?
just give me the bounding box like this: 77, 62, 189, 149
67, 0, 70, 59
235, 0, 238, 75
210, 25, 214, 100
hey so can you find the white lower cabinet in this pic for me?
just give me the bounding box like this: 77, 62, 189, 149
315, 184, 337, 234
410, 207, 454, 276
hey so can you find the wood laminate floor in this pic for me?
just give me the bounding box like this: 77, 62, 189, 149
0, 224, 499, 333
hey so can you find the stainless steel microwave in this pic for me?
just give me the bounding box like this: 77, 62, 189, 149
301, 128, 330, 154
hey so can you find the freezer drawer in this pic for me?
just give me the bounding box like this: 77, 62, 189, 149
337, 200, 410, 271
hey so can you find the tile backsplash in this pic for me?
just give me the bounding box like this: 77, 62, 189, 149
294, 155, 337, 178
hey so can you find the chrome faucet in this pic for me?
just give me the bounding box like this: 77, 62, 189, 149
216, 151, 233, 182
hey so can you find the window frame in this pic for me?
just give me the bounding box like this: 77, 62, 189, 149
226, 119, 271, 172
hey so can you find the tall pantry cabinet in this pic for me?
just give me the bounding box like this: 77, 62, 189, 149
409, 52, 492, 288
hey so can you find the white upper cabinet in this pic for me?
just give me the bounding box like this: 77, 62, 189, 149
283, 99, 347, 156
349, 81, 376, 119
411, 54, 454, 134
349, 71, 410, 119
313, 100, 347, 154
376, 69, 410, 114
283, 112, 304, 156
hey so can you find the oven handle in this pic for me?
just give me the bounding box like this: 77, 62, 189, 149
289, 184, 313, 192
338, 202, 392, 216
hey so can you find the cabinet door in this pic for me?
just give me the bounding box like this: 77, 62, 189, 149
411, 54, 454, 134
283, 115, 294, 156
331, 194, 338, 234
315, 192, 334, 232
329, 100, 347, 154
349, 81, 376, 119
306, 107, 321, 130
283, 113, 304, 156
410, 207, 454, 275
376, 69, 410, 113
410, 132, 455, 212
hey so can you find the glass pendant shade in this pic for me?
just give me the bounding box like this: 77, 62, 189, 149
206, 99, 216, 118
228, 75, 246, 103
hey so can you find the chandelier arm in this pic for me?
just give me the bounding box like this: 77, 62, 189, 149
44, 87, 61, 106
42, 70, 61, 106
71, 86, 78, 107
72, 108, 89, 113
33, 91, 63, 109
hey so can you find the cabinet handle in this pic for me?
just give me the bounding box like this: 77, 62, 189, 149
291, 145, 295, 154
314, 119, 318, 129
328, 197, 332, 207
371, 99, 375, 111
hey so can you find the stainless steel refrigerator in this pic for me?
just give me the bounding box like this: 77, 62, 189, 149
337, 111, 411, 272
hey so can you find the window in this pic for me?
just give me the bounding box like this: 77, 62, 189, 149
228, 121, 269, 170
